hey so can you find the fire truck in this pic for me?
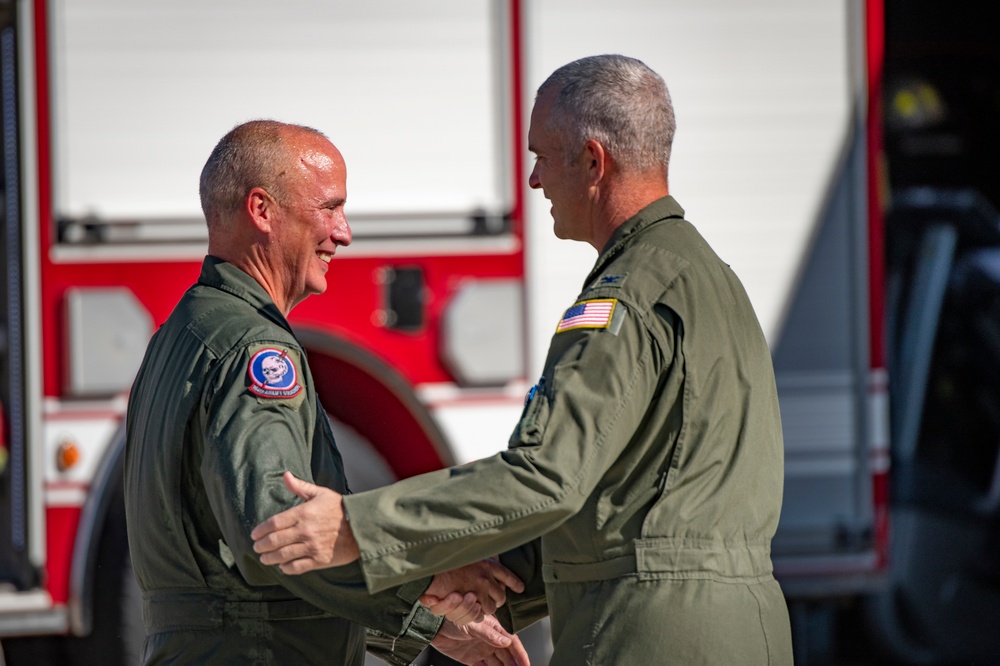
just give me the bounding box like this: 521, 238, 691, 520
2, 0, 1000, 664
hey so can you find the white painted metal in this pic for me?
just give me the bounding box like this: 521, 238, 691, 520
522, 0, 851, 362
50, 0, 505, 220
65, 288, 153, 396
442, 279, 525, 385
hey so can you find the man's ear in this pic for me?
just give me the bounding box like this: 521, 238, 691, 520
246, 187, 278, 233
583, 139, 607, 186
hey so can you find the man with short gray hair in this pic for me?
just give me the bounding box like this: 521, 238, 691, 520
254, 56, 794, 664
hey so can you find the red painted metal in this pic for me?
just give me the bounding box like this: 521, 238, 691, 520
310, 352, 444, 479
508, 0, 525, 233
43, 506, 81, 605
866, 0, 886, 373
865, 0, 889, 570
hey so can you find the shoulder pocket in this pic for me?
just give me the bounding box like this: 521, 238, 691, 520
509, 378, 551, 447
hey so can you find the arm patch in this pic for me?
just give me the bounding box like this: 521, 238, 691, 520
247, 347, 303, 399
556, 298, 618, 333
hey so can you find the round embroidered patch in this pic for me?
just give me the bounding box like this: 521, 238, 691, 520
248, 348, 303, 399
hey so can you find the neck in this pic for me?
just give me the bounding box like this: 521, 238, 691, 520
589, 174, 669, 251
208, 234, 294, 316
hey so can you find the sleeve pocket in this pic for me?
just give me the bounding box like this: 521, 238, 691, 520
509, 380, 551, 447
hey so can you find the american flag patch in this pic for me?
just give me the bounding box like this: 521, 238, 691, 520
556, 299, 617, 333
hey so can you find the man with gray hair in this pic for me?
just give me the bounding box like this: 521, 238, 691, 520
125, 119, 528, 665
253, 55, 794, 664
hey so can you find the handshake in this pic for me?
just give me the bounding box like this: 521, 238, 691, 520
252, 471, 530, 666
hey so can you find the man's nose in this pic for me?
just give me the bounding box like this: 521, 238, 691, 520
333, 217, 352, 247
528, 164, 541, 190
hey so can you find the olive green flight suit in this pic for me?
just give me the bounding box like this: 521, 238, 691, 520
125, 257, 440, 665
344, 197, 793, 664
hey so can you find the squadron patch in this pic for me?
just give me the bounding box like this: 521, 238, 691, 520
247, 348, 303, 399
556, 298, 617, 333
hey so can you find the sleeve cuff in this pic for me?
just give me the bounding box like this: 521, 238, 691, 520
402, 603, 443, 644
365, 581, 441, 665
398, 574, 442, 642
396, 576, 432, 605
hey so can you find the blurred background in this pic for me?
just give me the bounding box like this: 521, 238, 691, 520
1, 0, 999, 663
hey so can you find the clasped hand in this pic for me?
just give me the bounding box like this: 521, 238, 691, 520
434, 615, 531, 666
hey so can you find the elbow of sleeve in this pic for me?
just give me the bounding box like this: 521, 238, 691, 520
557, 487, 588, 521
507, 457, 589, 529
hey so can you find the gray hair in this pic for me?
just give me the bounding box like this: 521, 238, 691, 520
537, 54, 675, 175
199, 119, 326, 228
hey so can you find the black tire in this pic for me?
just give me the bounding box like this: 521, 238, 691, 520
65, 485, 143, 666
0, 504, 140, 666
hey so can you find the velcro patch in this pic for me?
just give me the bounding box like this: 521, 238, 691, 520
247, 348, 303, 399
598, 274, 626, 286
556, 299, 617, 333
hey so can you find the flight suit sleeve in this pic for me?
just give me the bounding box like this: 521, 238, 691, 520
198, 342, 441, 659
344, 293, 669, 592
495, 538, 548, 633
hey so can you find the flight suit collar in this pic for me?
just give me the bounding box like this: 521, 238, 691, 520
589, 195, 686, 281
198, 255, 294, 334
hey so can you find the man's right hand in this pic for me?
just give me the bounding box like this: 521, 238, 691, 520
422, 559, 525, 623
252, 472, 359, 573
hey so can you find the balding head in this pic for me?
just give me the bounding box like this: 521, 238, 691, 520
199, 120, 328, 230
200, 120, 350, 315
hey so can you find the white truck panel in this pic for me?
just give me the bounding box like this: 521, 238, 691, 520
52, 0, 504, 219
524, 0, 852, 364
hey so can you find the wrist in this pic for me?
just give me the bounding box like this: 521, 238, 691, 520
337, 498, 361, 563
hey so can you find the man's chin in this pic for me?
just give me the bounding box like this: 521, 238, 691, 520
302, 279, 328, 300
553, 225, 573, 241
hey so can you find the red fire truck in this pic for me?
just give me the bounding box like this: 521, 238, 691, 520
3, 1, 1000, 664
2, 0, 531, 662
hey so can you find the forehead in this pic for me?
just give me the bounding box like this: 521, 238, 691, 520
300, 136, 344, 171
284, 130, 347, 190
528, 90, 559, 150
302, 145, 345, 180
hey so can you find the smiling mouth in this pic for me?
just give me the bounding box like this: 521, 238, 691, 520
317, 251, 333, 263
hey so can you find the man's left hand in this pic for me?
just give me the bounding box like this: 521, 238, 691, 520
432, 615, 531, 666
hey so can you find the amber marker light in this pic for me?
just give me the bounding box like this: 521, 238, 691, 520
56, 440, 81, 472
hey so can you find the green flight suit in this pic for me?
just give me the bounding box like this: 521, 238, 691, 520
343, 197, 793, 664
125, 257, 441, 665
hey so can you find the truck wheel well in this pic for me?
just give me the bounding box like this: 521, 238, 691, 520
299, 330, 453, 479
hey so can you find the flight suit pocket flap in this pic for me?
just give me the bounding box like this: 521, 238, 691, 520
509, 378, 550, 446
